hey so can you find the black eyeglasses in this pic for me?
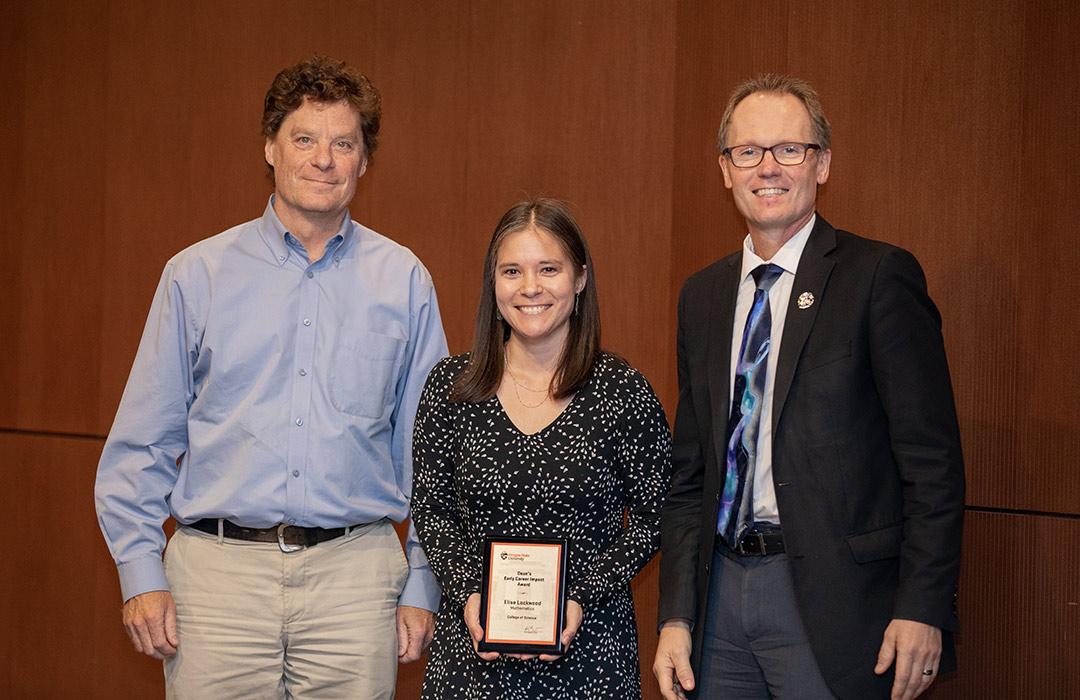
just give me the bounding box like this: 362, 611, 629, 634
721, 142, 821, 168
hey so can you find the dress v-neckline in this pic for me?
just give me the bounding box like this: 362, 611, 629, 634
494, 388, 582, 437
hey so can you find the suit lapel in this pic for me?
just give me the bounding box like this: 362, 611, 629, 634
707, 255, 741, 474
772, 216, 837, 437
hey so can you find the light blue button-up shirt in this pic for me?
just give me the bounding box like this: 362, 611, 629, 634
95, 198, 448, 609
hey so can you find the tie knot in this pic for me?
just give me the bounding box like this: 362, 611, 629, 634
751, 263, 784, 292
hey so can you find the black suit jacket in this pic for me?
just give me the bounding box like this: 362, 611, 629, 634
658, 216, 965, 699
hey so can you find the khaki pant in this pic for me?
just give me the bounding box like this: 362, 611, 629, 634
163, 520, 408, 699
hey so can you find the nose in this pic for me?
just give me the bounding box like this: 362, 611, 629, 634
757, 149, 782, 176
312, 142, 334, 170
519, 271, 542, 296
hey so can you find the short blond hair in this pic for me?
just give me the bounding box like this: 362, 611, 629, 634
717, 74, 831, 151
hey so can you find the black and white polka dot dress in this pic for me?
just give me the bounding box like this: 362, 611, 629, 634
411, 352, 671, 700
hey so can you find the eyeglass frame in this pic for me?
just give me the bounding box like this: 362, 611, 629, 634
721, 142, 822, 168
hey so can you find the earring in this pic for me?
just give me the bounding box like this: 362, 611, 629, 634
495, 308, 503, 321
574, 292, 579, 315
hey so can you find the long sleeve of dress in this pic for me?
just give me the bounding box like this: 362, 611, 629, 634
411, 356, 482, 608
566, 366, 671, 607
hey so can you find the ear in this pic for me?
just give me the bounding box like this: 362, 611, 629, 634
815, 148, 831, 185
264, 137, 276, 168
358, 156, 368, 179
718, 154, 733, 189
575, 265, 588, 294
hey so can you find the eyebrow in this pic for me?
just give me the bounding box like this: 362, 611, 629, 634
286, 127, 359, 141
497, 259, 564, 267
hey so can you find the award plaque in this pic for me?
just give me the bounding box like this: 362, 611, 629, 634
478, 535, 569, 655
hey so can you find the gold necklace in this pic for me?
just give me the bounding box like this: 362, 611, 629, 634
505, 363, 550, 408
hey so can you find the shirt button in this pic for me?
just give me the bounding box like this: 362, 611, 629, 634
278, 255, 286, 262
288, 518, 297, 525
292, 470, 300, 478
333, 256, 341, 263
295, 418, 304, 426
299, 369, 307, 376
303, 318, 311, 326
306, 270, 314, 278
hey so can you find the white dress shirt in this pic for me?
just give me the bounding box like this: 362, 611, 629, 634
728, 215, 815, 524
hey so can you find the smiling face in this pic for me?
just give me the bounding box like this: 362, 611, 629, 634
494, 225, 587, 351
719, 91, 831, 245
264, 98, 368, 232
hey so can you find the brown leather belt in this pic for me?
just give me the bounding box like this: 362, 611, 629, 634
188, 518, 352, 553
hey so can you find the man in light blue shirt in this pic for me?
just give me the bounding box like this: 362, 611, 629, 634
95, 56, 447, 697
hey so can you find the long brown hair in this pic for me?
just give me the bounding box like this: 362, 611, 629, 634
450, 199, 601, 403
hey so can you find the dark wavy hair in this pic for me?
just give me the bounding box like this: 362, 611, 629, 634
451, 199, 601, 403
261, 55, 381, 173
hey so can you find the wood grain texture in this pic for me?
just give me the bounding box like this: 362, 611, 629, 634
10, 0, 109, 434
0, 0, 25, 430
932, 510, 1080, 698
1006, 0, 1080, 515
0, 432, 163, 698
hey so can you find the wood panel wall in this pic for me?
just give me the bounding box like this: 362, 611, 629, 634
2, 1, 1076, 697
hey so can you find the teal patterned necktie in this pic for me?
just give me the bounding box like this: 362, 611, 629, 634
718, 263, 784, 547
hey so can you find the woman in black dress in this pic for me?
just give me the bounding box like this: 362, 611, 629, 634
411, 199, 671, 699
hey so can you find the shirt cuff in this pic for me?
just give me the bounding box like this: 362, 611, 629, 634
399, 563, 442, 612
117, 555, 170, 603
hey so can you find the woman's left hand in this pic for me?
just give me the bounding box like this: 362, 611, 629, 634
539, 599, 583, 661
506, 599, 584, 662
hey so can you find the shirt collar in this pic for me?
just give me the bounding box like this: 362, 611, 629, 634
739, 213, 816, 281
257, 194, 356, 266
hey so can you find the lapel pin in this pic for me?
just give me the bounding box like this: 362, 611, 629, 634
796, 292, 815, 309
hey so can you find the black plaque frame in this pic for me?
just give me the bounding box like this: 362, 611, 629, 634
478, 535, 569, 655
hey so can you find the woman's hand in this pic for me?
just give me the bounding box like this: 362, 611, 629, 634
464, 593, 500, 661
465, 594, 583, 662
538, 599, 583, 662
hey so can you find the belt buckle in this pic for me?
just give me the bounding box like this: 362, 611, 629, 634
735, 531, 766, 555
277, 523, 306, 553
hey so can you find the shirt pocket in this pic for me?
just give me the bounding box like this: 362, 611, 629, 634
329, 331, 406, 419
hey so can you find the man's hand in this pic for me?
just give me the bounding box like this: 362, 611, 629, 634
653, 619, 695, 700
874, 619, 942, 700
122, 590, 178, 659
397, 605, 435, 663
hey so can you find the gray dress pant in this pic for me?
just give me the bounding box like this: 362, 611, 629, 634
696, 545, 836, 699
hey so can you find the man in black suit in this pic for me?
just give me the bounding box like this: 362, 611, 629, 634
652, 75, 965, 700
